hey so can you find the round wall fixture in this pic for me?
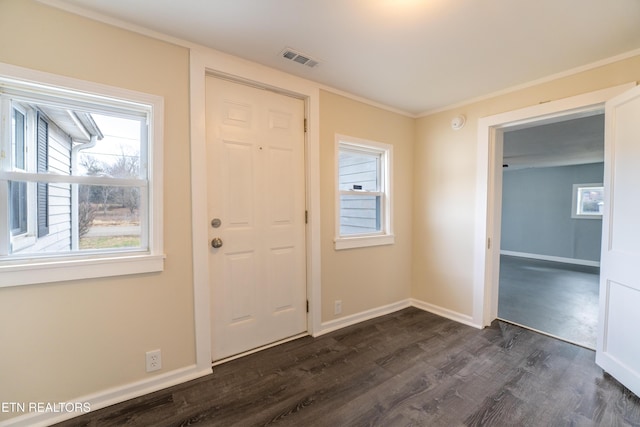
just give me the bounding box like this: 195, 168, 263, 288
451, 115, 466, 130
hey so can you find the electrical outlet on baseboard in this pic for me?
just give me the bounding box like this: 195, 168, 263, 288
334, 300, 342, 315
146, 349, 162, 372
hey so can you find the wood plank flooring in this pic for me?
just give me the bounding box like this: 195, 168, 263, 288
54, 308, 640, 426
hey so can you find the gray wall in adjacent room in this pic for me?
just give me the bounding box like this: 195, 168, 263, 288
501, 162, 604, 262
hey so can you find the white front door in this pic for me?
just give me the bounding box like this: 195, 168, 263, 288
596, 84, 640, 396
205, 76, 307, 361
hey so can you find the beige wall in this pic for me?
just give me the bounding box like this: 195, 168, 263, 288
3, 0, 640, 423
0, 2, 417, 421
413, 55, 640, 316
0, 0, 194, 421
319, 91, 414, 321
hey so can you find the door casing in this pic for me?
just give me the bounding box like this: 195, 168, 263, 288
473, 83, 636, 328
189, 50, 322, 373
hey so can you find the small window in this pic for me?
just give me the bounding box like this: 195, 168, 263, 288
572, 183, 604, 219
0, 64, 164, 287
335, 135, 393, 250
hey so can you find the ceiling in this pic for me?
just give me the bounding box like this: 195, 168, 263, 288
48, 0, 640, 115
503, 114, 604, 170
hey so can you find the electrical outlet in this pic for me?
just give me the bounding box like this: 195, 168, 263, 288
146, 349, 162, 372
334, 300, 342, 315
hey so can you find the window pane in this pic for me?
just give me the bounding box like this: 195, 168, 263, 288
340, 194, 381, 235
7, 182, 144, 255
3, 101, 148, 257
578, 186, 604, 215
338, 150, 380, 191
77, 114, 143, 178
78, 184, 143, 251
12, 108, 25, 170
9, 181, 27, 235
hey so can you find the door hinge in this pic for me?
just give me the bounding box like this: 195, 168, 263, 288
304, 118, 307, 133
487, 238, 491, 249
306, 300, 309, 313
305, 210, 308, 224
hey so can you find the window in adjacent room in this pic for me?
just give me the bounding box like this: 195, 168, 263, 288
0, 63, 164, 287
335, 135, 394, 250
572, 183, 604, 219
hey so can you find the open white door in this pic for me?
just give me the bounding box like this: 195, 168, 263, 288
596, 84, 640, 396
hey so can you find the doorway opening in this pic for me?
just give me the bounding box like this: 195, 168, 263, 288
474, 82, 640, 396
473, 83, 634, 329
496, 114, 604, 349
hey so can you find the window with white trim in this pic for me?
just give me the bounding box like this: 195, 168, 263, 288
335, 135, 394, 250
0, 64, 164, 287
572, 183, 604, 219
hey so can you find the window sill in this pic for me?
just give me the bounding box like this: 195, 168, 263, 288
571, 214, 603, 220
334, 234, 395, 250
0, 253, 165, 288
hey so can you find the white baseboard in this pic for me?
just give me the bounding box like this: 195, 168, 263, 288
410, 298, 482, 329
2, 299, 478, 426
500, 250, 600, 267
315, 298, 483, 337
315, 299, 412, 336
0, 365, 213, 427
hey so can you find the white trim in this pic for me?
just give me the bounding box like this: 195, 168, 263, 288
418, 48, 640, 117
411, 298, 481, 329
0, 365, 212, 427
316, 299, 411, 336
188, 51, 213, 377
37, 0, 414, 118
500, 250, 600, 268
0, 254, 165, 287
188, 47, 322, 381
334, 234, 395, 250
473, 82, 635, 328
571, 183, 604, 219
0, 62, 161, 113
315, 298, 482, 338
39, 1, 640, 119
37, 0, 200, 51
0, 171, 146, 186
320, 87, 414, 117
334, 134, 394, 250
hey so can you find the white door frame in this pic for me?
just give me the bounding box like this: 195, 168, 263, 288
189, 49, 322, 370
472, 83, 635, 328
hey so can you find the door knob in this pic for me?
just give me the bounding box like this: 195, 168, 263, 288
211, 237, 223, 248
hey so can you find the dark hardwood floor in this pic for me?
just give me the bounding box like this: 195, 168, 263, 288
55, 308, 640, 426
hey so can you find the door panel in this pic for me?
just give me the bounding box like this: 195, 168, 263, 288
597, 84, 640, 396
227, 252, 256, 323
224, 140, 254, 226
269, 247, 296, 311
207, 76, 307, 361
268, 148, 295, 223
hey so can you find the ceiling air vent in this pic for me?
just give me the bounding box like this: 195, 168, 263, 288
281, 48, 319, 68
